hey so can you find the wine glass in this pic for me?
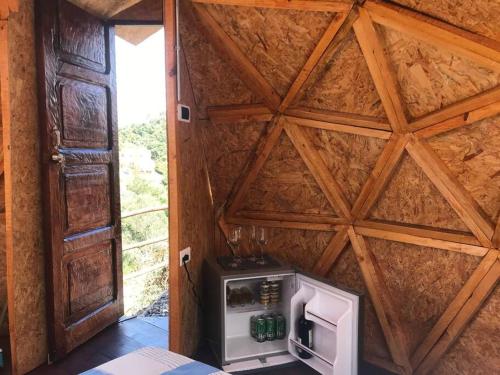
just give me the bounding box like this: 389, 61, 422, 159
228, 226, 243, 264
248, 226, 257, 262
256, 227, 268, 265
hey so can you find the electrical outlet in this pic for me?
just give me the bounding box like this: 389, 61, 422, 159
180, 247, 191, 266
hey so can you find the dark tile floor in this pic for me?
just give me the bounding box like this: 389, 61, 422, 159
28, 317, 394, 375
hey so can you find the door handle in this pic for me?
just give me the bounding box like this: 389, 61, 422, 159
51, 153, 65, 164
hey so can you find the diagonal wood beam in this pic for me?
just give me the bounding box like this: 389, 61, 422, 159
285, 121, 352, 218
363, 0, 500, 72
353, 8, 407, 133
291, 9, 360, 107
409, 87, 500, 132
226, 116, 284, 216
193, 3, 281, 110
354, 220, 488, 257
411, 250, 498, 369
313, 226, 350, 276
348, 227, 412, 374
207, 104, 274, 123
285, 115, 392, 139
278, 10, 352, 112
406, 137, 495, 247
414, 101, 500, 139
285, 107, 391, 131
494, 217, 500, 249
415, 259, 500, 375
351, 134, 408, 218
190, 0, 352, 12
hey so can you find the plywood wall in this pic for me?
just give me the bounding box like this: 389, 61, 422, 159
4, 0, 47, 373
180, 0, 500, 374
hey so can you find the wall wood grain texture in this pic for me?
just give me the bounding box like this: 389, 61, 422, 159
180, 0, 500, 373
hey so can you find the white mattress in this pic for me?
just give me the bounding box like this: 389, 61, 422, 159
80, 347, 229, 375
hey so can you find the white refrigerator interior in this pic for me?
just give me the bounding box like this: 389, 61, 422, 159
221, 271, 360, 374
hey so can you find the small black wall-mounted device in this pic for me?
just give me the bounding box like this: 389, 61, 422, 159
177, 104, 191, 123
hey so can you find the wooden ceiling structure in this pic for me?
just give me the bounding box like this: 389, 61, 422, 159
187, 1, 500, 374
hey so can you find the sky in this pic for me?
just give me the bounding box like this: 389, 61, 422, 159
116, 28, 166, 127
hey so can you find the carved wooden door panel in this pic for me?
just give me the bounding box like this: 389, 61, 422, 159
36, 0, 123, 360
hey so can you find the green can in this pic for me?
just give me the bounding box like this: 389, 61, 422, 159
265, 314, 276, 341
250, 315, 257, 338
256, 316, 267, 342
276, 314, 286, 340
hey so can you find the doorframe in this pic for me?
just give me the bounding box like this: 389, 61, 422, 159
110, 1, 181, 352
163, 0, 181, 353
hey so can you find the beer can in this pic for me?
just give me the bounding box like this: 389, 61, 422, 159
256, 316, 267, 342
276, 314, 286, 339
250, 315, 257, 338
265, 314, 276, 341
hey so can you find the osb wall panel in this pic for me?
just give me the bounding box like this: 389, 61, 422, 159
304, 127, 387, 204
200, 120, 266, 211
177, 49, 215, 356
181, 2, 499, 373
327, 245, 391, 361
241, 132, 336, 215
368, 238, 481, 354
235, 225, 333, 272
179, 1, 260, 119
432, 286, 499, 375
392, 0, 500, 41
7, 0, 47, 372
369, 153, 471, 232
427, 115, 500, 223
378, 25, 500, 120
205, 4, 335, 97
295, 31, 386, 118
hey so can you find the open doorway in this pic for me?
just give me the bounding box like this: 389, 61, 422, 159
115, 26, 169, 322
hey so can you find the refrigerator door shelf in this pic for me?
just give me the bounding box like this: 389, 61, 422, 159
288, 273, 360, 375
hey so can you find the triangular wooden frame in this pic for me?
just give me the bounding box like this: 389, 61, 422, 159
190, 1, 500, 373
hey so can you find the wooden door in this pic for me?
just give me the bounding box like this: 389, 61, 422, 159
36, 0, 123, 360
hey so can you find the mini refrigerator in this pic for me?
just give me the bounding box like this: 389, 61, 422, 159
204, 257, 362, 374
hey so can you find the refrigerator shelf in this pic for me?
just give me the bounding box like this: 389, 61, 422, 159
226, 302, 284, 314
225, 335, 288, 362
289, 337, 334, 367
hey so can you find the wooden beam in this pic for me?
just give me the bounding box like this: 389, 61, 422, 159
193, 3, 281, 110
165, 0, 181, 353
313, 227, 350, 276
353, 8, 407, 133
415, 260, 500, 375
354, 220, 488, 257
364, 0, 500, 71
236, 210, 348, 226
226, 116, 284, 216
226, 215, 342, 232
285, 115, 392, 139
0, 19, 18, 375
207, 104, 274, 123
278, 11, 350, 112
285, 121, 352, 219
414, 101, 500, 139
348, 228, 412, 374
351, 134, 408, 218
493, 217, 500, 249
411, 250, 498, 369
286, 106, 391, 131
190, 0, 351, 12
406, 137, 495, 247
409, 87, 500, 132
290, 9, 359, 107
